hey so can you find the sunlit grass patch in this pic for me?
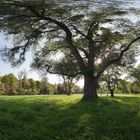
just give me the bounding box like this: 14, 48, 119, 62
0, 94, 140, 140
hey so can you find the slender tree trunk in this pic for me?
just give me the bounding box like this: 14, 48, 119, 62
82, 76, 98, 101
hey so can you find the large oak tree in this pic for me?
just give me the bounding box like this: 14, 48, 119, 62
0, 0, 140, 100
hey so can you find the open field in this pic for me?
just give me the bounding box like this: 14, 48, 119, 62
0, 94, 140, 140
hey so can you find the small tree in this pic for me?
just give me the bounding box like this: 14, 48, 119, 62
40, 77, 50, 94
28, 78, 36, 94
100, 66, 121, 97
73, 85, 82, 94
129, 64, 140, 85
0, 76, 4, 94
17, 70, 29, 94
126, 64, 140, 93
56, 84, 66, 94
1, 73, 18, 95
32, 52, 81, 95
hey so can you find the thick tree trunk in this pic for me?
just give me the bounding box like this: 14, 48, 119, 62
82, 76, 98, 101
66, 85, 72, 95
67, 90, 71, 96
110, 90, 114, 97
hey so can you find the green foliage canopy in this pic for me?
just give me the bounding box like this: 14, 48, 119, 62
0, 0, 140, 99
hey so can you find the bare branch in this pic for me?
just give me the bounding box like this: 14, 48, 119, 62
87, 21, 99, 40
71, 25, 88, 39
49, 71, 82, 77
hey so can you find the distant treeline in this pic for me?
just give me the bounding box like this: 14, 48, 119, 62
99, 79, 140, 95
0, 73, 82, 95
0, 72, 139, 96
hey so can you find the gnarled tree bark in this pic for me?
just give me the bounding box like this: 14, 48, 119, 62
82, 75, 98, 101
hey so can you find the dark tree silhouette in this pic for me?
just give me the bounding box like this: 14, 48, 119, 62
0, 0, 139, 100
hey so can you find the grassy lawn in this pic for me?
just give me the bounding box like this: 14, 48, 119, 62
0, 94, 140, 140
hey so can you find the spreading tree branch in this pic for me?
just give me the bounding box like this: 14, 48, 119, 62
87, 21, 99, 40
97, 36, 140, 78
27, 6, 87, 74
71, 25, 88, 39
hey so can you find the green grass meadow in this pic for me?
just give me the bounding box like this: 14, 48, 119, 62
0, 94, 140, 140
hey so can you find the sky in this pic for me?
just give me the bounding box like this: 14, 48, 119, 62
0, 34, 37, 78
0, 33, 67, 85
0, 33, 84, 87
0, 0, 139, 88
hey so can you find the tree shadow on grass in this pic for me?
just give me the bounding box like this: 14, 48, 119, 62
0, 96, 140, 140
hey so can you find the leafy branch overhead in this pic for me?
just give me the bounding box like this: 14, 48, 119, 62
0, 0, 139, 99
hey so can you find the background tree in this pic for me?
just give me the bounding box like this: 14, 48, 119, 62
119, 80, 130, 93
72, 85, 82, 94
130, 81, 140, 94
0, 73, 56, 95
32, 52, 81, 95
17, 70, 30, 94
1, 73, 18, 95
0, 0, 139, 100
28, 78, 36, 94
126, 64, 140, 93
99, 46, 137, 96
0, 76, 4, 94
56, 84, 66, 95
40, 77, 50, 95
35, 80, 41, 93
18, 70, 25, 94
54, 54, 81, 95
129, 64, 140, 84
100, 66, 121, 97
